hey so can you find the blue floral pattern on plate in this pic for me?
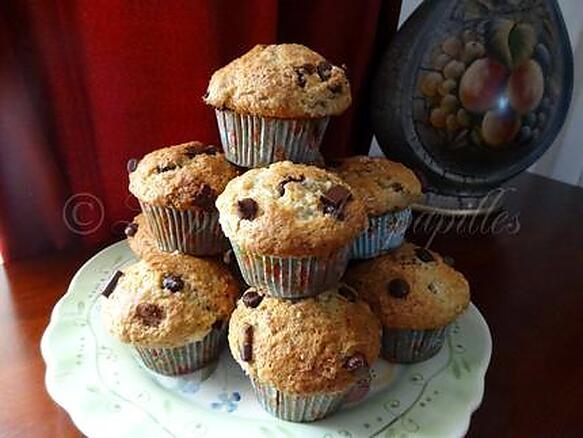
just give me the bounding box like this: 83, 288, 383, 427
211, 391, 241, 413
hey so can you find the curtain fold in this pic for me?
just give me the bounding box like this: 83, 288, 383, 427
0, 0, 401, 262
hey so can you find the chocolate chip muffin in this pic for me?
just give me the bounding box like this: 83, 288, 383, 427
101, 252, 240, 377
344, 243, 470, 363
215, 161, 367, 298
125, 214, 160, 261
128, 141, 239, 255
204, 44, 351, 167
228, 287, 381, 422
332, 156, 423, 259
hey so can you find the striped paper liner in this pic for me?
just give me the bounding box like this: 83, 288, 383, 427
251, 379, 348, 422
230, 243, 350, 299
133, 327, 225, 377
351, 208, 412, 260
140, 202, 227, 256
215, 109, 329, 168
382, 325, 449, 364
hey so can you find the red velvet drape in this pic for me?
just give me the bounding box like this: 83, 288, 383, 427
0, 0, 401, 262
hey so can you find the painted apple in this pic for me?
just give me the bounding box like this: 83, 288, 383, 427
481, 109, 521, 147
459, 57, 509, 114
507, 59, 544, 114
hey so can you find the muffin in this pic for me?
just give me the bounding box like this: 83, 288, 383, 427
228, 287, 381, 422
128, 141, 239, 255
332, 156, 422, 259
215, 161, 367, 298
345, 243, 470, 363
101, 252, 240, 377
204, 44, 351, 167
124, 214, 160, 261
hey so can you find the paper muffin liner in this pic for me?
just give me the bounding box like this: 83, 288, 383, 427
251, 379, 348, 422
134, 327, 226, 377
230, 243, 350, 299
215, 109, 329, 168
351, 208, 412, 260
382, 325, 449, 364
140, 201, 228, 256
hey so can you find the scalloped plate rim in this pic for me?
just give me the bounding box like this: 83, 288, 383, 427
41, 240, 492, 438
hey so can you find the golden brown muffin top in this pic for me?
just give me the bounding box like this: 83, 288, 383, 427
332, 156, 423, 215
125, 214, 160, 261
128, 141, 239, 210
228, 287, 381, 395
215, 161, 367, 257
344, 243, 470, 330
101, 253, 240, 348
204, 44, 351, 118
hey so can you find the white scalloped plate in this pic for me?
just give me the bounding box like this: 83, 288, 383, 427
41, 241, 491, 437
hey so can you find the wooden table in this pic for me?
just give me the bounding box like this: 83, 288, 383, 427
1, 172, 582, 437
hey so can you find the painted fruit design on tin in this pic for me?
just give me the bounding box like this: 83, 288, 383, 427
416, 18, 555, 151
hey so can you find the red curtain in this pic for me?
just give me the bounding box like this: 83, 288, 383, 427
0, 0, 401, 262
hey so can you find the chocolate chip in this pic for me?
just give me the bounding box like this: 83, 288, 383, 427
320, 185, 352, 219
203, 90, 210, 99
328, 83, 343, 94
185, 145, 217, 158
390, 182, 404, 192
127, 158, 138, 173
343, 352, 368, 371
202, 145, 218, 155
294, 69, 307, 88
212, 319, 224, 330
157, 164, 176, 173
277, 175, 305, 196
428, 283, 439, 294
317, 61, 332, 81
102, 271, 124, 298
162, 274, 184, 292
388, 278, 410, 298
338, 285, 356, 302
241, 324, 253, 362
184, 146, 199, 157
124, 222, 138, 237
415, 247, 435, 263
294, 63, 316, 88
237, 198, 258, 220
192, 184, 216, 209
241, 344, 252, 362
443, 255, 455, 267
321, 185, 352, 209
242, 290, 263, 308
136, 303, 165, 327
223, 248, 234, 266
301, 63, 316, 74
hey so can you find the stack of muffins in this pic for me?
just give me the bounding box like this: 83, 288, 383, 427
100, 43, 471, 423
101, 140, 242, 379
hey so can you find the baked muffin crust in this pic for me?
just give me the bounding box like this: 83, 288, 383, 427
205, 44, 351, 118
101, 253, 240, 348
228, 287, 380, 394
332, 156, 423, 215
129, 141, 239, 210
215, 161, 367, 256
126, 214, 160, 261
345, 243, 470, 330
